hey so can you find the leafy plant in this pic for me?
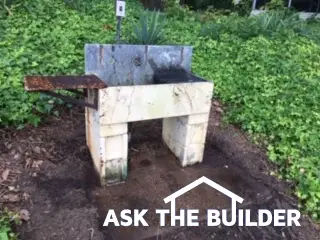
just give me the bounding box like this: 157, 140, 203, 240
200, 11, 312, 40
0, 208, 21, 240
1, 1, 10, 15
63, 0, 95, 13
130, 10, 166, 45
166, 4, 194, 20
195, 7, 232, 23
200, 22, 224, 40
262, 0, 286, 10
237, 11, 295, 38
233, 0, 252, 16
162, 0, 180, 9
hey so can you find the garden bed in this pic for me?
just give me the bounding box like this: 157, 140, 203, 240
0, 0, 319, 232
0, 103, 319, 239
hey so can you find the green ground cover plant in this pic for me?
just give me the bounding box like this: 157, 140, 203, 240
200, 10, 320, 41
192, 34, 320, 220
0, 0, 319, 221
0, 0, 140, 127
0, 208, 20, 240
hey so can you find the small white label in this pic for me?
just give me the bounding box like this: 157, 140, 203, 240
116, 1, 126, 17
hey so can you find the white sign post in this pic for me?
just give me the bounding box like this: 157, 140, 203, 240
115, 0, 126, 43
116, 0, 126, 17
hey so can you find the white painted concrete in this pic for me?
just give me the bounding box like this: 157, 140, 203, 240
85, 89, 101, 176
162, 114, 209, 167
100, 123, 128, 137
104, 134, 128, 161
163, 117, 209, 146
86, 81, 213, 185
177, 113, 209, 125
99, 82, 213, 125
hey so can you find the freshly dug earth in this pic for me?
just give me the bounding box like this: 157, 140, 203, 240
0, 102, 319, 240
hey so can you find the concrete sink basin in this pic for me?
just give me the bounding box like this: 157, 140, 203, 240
85, 44, 213, 185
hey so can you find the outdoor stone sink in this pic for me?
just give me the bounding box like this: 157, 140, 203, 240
85, 44, 213, 185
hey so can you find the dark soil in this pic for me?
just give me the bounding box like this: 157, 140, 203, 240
0, 102, 319, 240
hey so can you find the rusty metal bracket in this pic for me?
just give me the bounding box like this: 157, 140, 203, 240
24, 75, 107, 91
24, 75, 106, 110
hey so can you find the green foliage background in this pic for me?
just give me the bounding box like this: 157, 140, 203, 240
0, 0, 319, 221
0, 0, 141, 126
0, 208, 20, 240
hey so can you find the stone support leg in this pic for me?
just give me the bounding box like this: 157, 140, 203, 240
162, 113, 209, 167
99, 123, 128, 185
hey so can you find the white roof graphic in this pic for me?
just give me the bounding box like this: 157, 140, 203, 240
163, 176, 244, 204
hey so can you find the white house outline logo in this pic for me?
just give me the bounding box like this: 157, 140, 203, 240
102, 176, 301, 227
163, 176, 244, 218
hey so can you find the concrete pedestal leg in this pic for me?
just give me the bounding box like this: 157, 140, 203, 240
100, 123, 128, 185
162, 113, 209, 167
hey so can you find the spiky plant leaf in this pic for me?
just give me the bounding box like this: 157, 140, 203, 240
130, 10, 166, 45
148, 10, 159, 43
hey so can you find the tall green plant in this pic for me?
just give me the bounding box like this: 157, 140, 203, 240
200, 11, 310, 40
130, 10, 166, 45
200, 22, 224, 40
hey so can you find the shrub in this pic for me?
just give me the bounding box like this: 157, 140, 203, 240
200, 22, 224, 40
262, 0, 286, 10
236, 11, 304, 38
233, 0, 252, 16
200, 11, 317, 41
